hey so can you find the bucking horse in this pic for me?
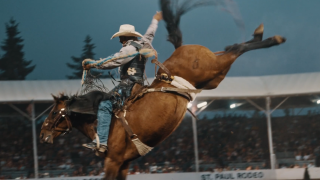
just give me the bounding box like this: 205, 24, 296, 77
39, 0, 286, 179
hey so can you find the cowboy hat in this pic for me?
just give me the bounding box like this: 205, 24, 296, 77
110, 24, 143, 39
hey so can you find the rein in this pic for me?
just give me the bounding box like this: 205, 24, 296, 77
41, 108, 72, 134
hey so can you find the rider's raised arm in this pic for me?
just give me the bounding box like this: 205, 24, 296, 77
93, 45, 137, 69
141, 19, 158, 45
141, 12, 162, 45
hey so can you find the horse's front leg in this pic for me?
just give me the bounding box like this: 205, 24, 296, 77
104, 157, 123, 180
116, 161, 130, 180
103, 118, 129, 180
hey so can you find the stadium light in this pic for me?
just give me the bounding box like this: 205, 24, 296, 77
317, 100, 320, 104
230, 103, 243, 109
187, 102, 193, 108
197, 101, 207, 108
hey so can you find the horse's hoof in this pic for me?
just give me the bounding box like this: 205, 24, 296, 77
253, 23, 264, 35
273, 35, 286, 44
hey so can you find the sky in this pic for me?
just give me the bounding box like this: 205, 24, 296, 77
0, 0, 320, 80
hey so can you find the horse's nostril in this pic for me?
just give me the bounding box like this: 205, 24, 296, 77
40, 133, 44, 139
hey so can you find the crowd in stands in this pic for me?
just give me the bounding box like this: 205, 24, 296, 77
272, 111, 320, 160
134, 113, 269, 172
0, 118, 34, 174
1, 110, 320, 178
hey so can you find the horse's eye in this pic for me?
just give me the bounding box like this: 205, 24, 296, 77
53, 112, 57, 115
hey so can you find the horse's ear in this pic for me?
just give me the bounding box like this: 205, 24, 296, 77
51, 94, 59, 102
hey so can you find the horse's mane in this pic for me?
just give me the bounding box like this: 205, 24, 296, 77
53, 93, 98, 123
54, 91, 111, 115
54, 93, 78, 103
160, 0, 215, 49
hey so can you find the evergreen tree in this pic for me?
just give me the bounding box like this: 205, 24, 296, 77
67, 35, 95, 79
0, 18, 35, 80
67, 35, 111, 79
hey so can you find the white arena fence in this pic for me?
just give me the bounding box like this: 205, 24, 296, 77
24, 168, 320, 180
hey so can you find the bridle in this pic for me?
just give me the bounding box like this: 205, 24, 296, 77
41, 108, 73, 135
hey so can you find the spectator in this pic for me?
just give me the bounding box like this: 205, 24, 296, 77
308, 162, 315, 168
295, 151, 302, 161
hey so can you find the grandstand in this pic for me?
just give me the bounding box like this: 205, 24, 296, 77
1, 72, 320, 179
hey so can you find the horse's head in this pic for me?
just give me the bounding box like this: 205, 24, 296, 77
39, 94, 72, 144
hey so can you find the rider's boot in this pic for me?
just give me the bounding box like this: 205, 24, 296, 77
83, 142, 108, 153
82, 100, 112, 153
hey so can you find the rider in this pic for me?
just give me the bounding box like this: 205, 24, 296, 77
82, 11, 163, 152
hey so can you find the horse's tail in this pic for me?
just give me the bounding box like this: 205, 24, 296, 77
160, 0, 214, 49
160, 0, 182, 49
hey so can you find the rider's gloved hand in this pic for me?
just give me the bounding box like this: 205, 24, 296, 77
82, 59, 94, 70
153, 11, 163, 21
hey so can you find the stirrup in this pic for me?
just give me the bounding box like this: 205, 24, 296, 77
94, 145, 108, 157
82, 142, 96, 150
97, 144, 108, 153
82, 142, 108, 153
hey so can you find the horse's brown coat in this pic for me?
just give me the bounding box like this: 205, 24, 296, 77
40, 33, 285, 179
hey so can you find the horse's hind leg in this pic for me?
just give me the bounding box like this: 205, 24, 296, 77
225, 24, 264, 51
225, 35, 286, 54
245, 24, 264, 43
199, 66, 231, 89
241, 35, 286, 52
225, 23, 285, 54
